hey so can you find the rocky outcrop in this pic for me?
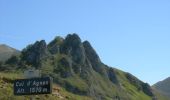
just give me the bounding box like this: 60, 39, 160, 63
107, 67, 119, 84
126, 73, 142, 90
83, 41, 101, 65
48, 36, 64, 54
56, 57, 73, 78
126, 73, 154, 96
83, 41, 107, 76
61, 34, 86, 65
12, 33, 158, 100
142, 83, 154, 96
21, 40, 49, 67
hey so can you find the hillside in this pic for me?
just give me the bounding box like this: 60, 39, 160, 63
0, 44, 20, 62
0, 33, 168, 100
0, 72, 93, 100
153, 77, 170, 99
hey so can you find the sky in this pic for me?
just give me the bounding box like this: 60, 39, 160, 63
0, 0, 170, 85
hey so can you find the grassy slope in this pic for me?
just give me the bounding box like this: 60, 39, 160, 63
0, 72, 92, 100
0, 71, 169, 100
111, 69, 169, 100
0, 59, 168, 100
114, 70, 152, 100
47, 54, 153, 100
53, 68, 168, 100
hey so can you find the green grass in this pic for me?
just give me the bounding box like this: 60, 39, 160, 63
115, 70, 151, 100
59, 86, 92, 100
0, 72, 93, 100
64, 75, 88, 93
0, 68, 168, 100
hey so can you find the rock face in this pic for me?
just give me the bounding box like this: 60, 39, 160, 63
61, 34, 86, 65
21, 40, 49, 67
142, 83, 154, 96
48, 36, 64, 54
6, 33, 158, 100
83, 41, 108, 77
107, 67, 119, 84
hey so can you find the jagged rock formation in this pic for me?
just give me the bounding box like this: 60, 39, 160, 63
4, 33, 162, 100
21, 40, 49, 68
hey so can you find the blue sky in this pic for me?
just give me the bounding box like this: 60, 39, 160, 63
0, 0, 170, 85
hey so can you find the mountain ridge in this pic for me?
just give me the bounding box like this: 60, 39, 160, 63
0, 33, 168, 100
153, 77, 170, 98
0, 44, 20, 62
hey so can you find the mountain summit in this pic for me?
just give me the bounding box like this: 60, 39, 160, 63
1, 34, 168, 100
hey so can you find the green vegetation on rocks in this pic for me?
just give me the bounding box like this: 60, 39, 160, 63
0, 33, 169, 100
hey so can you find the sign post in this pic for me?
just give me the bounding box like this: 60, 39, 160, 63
14, 69, 52, 100
14, 77, 52, 95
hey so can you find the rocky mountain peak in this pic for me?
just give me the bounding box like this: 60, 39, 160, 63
21, 40, 49, 67
5, 33, 158, 100
61, 34, 85, 64
83, 40, 101, 63
64, 33, 82, 47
